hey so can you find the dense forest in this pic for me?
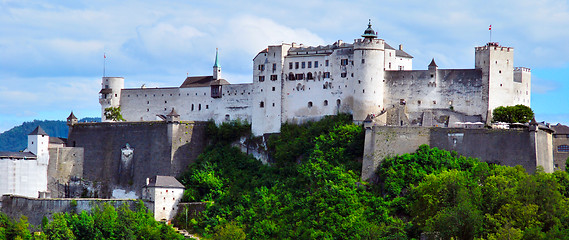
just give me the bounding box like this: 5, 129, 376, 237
0, 201, 185, 239
176, 114, 569, 239
0, 118, 99, 152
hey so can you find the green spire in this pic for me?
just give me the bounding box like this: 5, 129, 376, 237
361, 19, 378, 39
214, 48, 220, 68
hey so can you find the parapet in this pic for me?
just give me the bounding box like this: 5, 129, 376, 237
514, 67, 531, 72
475, 42, 513, 52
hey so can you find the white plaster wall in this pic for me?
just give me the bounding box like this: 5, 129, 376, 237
513, 68, 531, 106
0, 159, 48, 198
151, 187, 184, 221
100, 77, 124, 121
352, 38, 385, 120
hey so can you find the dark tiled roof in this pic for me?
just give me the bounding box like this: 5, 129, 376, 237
180, 76, 229, 88
67, 112, 77, 120
99, 88, 112, 94
146, 176, 184, 188
429, 58, 438, 67
0, 151, 37, 160
385, 43, 413, 58
49, 137, 67, 145
551, 123, 569, 135
28, 126, 48, 136
167, 108, 180, 117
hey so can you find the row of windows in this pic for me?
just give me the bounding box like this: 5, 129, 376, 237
287, 72, 331, 81
559, 145, 569, 152
126, 92, 206, 98
258, 75, 279, 82
289, 60, 327, 69
258, 63, 278, 72
260, 99, 341, 108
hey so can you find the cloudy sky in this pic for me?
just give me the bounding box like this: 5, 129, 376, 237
1, 0, 568, 132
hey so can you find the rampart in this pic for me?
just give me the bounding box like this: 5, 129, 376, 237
362, 126, 554, 181
66, 121, 207, 198
0, 194, 140, 226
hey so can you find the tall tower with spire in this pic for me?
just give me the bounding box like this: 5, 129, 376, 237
213, 48, 221, 80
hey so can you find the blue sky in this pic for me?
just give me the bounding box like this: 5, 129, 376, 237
1, 0, 568, 132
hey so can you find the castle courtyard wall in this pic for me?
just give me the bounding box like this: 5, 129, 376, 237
67, 121, 207, 198
362, 126, 553, 181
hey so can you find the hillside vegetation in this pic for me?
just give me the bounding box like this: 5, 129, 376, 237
0, 118, 99, 152
177, 114, 569, 240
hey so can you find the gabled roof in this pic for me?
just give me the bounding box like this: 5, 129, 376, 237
384, 43, 413, 58
180, 76, 230, 88
551, 123, 569, 135
49, 137, 67, 145
146, 175, 185, 188
28, 126, 48, 136
167, 108, 180, 117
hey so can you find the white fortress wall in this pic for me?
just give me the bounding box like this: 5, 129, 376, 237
513, 67, 531, 106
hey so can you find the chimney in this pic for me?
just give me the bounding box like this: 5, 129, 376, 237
399, 44, 403, 50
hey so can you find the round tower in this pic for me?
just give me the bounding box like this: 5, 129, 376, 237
352, 20, 385, 121
99, 77, 124, 122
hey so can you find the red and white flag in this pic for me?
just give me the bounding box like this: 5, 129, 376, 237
489, 25, 492, 31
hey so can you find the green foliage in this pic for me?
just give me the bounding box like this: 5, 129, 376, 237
0, 213, 32, 240
104, 106, 125, 121
492, 104, 535, 123
212, 222, 246, 240
206, 119, 251, 145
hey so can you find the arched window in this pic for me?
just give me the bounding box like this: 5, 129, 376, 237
260, 101, 265, 108
324, 100, 328, 106
307, 72, 314, 80
308, 102, 313, 108
559, 145, 569, 152
289, 72, 295, 80
336, 99, 341, 106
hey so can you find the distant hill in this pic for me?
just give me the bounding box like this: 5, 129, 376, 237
0, 117, 100, 152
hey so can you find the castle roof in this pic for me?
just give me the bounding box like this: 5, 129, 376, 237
213, 48, 220, 68
429, 58, 438, 67
361, 19, 378, 39
145, 175, 184, 188
49, 137, 67, 145
551, 123, 569, 135
67, 111, 77, 120
28, 126, 47, 136
167, 108, 180, 117
0, 151, 37, 160
180, 76, 229, 88
384, 43, 413, 58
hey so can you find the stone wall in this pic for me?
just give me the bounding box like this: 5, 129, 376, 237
362, 126, 554, 181
47, 147, 84, 198
0, 194, 141, 226
67, 121, 207, 198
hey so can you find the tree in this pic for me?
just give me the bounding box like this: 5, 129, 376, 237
104, 106, 125, 121
492, 105, 534, 123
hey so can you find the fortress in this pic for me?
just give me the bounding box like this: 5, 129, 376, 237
100, 21, 531, 136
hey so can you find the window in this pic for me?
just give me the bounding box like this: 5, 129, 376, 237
191, 104, 194, 111
272, 87, 275, 91
559, 145, 569, 152
324, 100, 328, 106
272, 63, 277, 72
258, 64, 265, 71
361, 59, 365, 64
302, 62, 306, 68
308, 62, 312, 68
389, 62, 391, 69
336, 99, 341, 106
260, 101, 265, 108
323, 72, 331, 78
308, 101, 313, 108
433, 101, 437, 104
259, 76, 265, 82
199, 104, 201, 111
325, 60, 329, 66
341, 59, 348, 66
314, 61, 318, 68
307, 72, 314, 80
341, 72, 347, 78
295, 62, 299, 69
225, 114, 230, 121
295, 73, 304, 80
289, 62, 293, 69
289, 73, 295, 80
270, 75, 277, 81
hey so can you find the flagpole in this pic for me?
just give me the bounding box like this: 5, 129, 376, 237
489, 25, 492, 43
103, 53, 106, 77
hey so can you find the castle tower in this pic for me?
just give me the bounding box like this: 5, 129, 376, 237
352, 20, 385, 121
475, 42, 515, 123
99, 77, 124, 122
67, 111, 78, 126
27, 126, 49, 165
213, 48, 221, 80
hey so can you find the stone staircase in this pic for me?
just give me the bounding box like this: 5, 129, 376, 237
172, 226, 200, 240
